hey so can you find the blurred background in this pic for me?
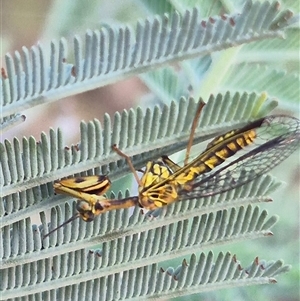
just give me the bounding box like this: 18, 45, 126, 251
2, 0, 148, 144
1, 1, 299, 300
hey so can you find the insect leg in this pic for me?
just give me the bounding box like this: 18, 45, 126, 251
112, 144, 142, 186
184, 99, 206, 166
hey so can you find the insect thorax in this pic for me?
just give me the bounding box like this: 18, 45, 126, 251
138, 160, 179, 210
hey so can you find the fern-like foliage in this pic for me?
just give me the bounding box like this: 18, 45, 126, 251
1, 1, 295, 119
0, 95, 294, 300
1, 1, 299, 300
1, 94, 278, 225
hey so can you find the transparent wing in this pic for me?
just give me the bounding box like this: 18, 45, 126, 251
178, 115, 300, 199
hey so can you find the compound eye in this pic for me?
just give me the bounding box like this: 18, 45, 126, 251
76, 200, 94, 222
76, 200, 91, 213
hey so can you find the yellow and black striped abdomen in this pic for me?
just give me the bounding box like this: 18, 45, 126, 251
172, 129, 257, 184
205, 116, 265, 150
213, 129, 257, 161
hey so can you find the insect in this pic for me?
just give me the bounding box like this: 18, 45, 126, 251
116, 112, 300, 209
44, 101, 300, 237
